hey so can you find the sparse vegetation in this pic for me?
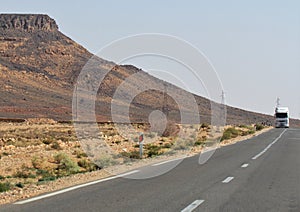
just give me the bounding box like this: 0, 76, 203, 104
36, 169, 56, 183
54, 153, 80, 177
200, 123, 210, 129
15, 182, 24, 188
73, 149, 88, 158
220, 124, 266, 142
77, 159, 99, 172
162, 143, 172, 148
51, 141, 62, 150
13, 165, 36, 179
120, 150, 141, 159
194, 140, 204, 146
255, 123, 264, 131
172, 138, 193, 150
0, 182, 11, 193
221, 127, 240, 141
145, 144, 162, 157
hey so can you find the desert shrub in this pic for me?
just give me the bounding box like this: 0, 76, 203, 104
120, 151, 131, 158
77, 159, 99, 172
194, 140, 204, 146
239, 124, 252, 129
162, 143, 172, 148
42, 138, 53, 145
51, 141, 62, 150
0, 175, 5, 180
108, 132, 117, 136
0, 182, 11, 192
120, 150, 141, 159
114, 140, 121, 145
54, 153, 80, 177
38, 176, 56, 183
36, 169, 56, 182
31, 156, 45, 170
145, 144, 162, 157
13, 165, 36, 179
201, 123, 210, 129
221, 127, 240, 141
172, 138, 193, 150
248, 129, 255, 134
198, 135, 207, 142
129, 150, 141, 159
255, 124, 264, 131
241, 129, 255, 136
15, 182, 24, 188
58, 137, 69, 142
14, 170, 36, 179
73, 149, 88, 158
2, 152, 10, 156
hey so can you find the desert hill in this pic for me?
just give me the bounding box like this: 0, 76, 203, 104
0, 14, 298, 126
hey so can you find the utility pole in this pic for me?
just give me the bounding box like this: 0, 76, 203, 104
276, 97, 280, 108
221, 90, 225, 105
162, 82, 169, 118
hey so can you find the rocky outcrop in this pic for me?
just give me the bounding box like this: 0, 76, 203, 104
0, 14, 58, 32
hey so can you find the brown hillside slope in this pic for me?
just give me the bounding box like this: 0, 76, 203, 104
0, 14, 299, 127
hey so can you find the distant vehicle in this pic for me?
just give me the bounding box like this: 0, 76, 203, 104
275, 107, 289, 128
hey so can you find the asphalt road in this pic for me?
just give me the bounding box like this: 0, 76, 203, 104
1, 128, 299, 212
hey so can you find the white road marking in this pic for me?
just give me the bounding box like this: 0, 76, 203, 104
181, 200, 204, 212
222, 177, 234, 183
252, 129, 287, 160
14, 170, 140, 205
151, 156, 187, 166
241, 163, 249, 168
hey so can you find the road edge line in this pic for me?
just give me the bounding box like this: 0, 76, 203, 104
14, 170, 140, 205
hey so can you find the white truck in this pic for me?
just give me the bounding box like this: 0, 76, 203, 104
275, 107, 289, 128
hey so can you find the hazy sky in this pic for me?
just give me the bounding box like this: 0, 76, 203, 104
2, 0, 300, 118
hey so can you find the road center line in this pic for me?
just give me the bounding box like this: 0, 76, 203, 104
241, 163, 249, 168
222, 177, 234, 183
151, 156, 187, 166
252, 129, 287, 160
181, 200, 204, 212
14, 170, 140, 205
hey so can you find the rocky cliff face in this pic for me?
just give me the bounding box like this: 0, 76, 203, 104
0, 14, 58, 32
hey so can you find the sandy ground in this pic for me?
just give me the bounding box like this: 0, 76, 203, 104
0, 126, 272, 205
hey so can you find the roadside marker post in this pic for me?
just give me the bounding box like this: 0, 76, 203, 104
139, 133, 144, 159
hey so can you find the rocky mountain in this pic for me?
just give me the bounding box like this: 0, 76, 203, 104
0, 14, 298, 126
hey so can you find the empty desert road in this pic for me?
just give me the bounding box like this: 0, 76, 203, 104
1, 128, 299, 212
